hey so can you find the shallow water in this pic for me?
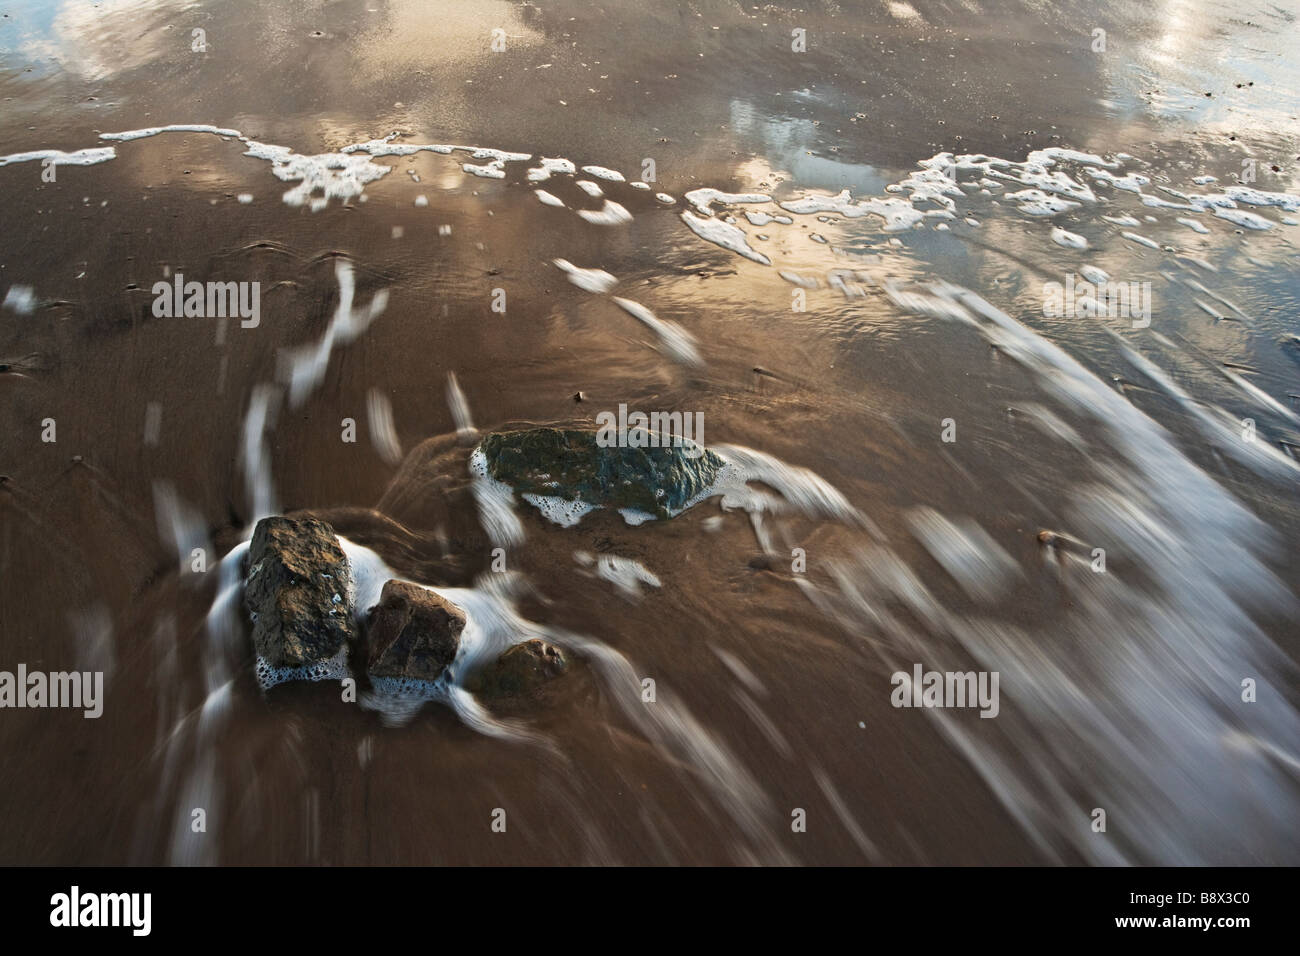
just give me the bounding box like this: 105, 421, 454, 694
1, 0, 1298, 865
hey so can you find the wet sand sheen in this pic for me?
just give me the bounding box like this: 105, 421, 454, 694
1, 0, 1299, 865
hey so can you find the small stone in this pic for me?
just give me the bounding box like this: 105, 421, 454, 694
472, 639, 568, 700
366, 580, 465, 682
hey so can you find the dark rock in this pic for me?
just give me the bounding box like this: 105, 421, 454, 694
366, 580, 465, 682
246, 515, 356, 668
479, 426, 724, 520
471, 639, 568, 700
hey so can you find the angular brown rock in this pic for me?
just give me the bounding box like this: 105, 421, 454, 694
366, 580, 465, 682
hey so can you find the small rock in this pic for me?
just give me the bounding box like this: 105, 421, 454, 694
366, 580, 465, 682
472, 639, 568, 700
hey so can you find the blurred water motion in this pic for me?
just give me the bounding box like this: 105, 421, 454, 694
1, 0, 1298, 865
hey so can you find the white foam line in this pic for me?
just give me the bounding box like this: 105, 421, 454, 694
1050, 226, 1088, 250
100, 124, 243, 141
366, 388, 404, 465
554, 258, 618, 294
684, 187, 772, 216
463, 160, 507, 179
1222, 369, 1300, 426
581, 165, 625, 182
1214, 206, 1274, 231
282, 259, 389, 407
1121, 231, 1160, 249
0, 146, 116, 167
611, 296, 703, 367
527, 157, 576, 181
446, 371, 477, 442
576, 200, 632, 225
680, 211, 771, 265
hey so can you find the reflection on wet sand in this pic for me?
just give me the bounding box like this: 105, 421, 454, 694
1, 0, 1299, 865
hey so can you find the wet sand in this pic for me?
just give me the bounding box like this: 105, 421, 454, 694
1, 0, 1299, 865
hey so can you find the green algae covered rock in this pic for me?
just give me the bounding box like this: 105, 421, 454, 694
479, 427, 723, 520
